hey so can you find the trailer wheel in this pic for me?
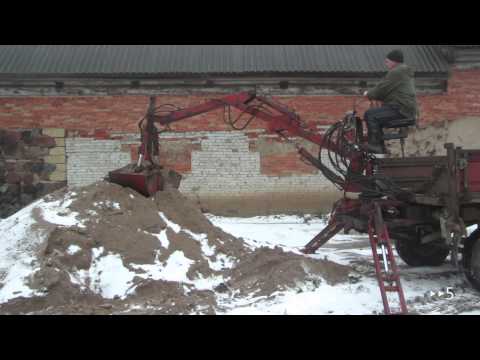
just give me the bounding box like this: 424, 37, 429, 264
463, 229, 480, 291
393, 232, 450, 267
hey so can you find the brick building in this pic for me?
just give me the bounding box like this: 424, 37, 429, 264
0, 45, 479, 218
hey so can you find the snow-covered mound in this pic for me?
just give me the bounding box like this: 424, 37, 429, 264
0, 181, 351, 315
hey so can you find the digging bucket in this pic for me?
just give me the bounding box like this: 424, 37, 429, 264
108, 166, 182, 197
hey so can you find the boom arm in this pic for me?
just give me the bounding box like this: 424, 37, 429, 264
148, 91, 335, 149
139, 91, 363, 192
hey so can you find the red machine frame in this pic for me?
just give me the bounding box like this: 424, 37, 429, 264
108, 91, 480, 315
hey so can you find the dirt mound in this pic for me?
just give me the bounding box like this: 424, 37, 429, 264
131, 280, 217, 315
226, 247, 351, 297
0, 178, 352, 315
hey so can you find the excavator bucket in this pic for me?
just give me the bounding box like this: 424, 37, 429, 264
108, 165, 182, 197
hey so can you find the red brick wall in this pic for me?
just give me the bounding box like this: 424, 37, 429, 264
1, 68, 479, 179
0, 95, 364, 134
1, 69, 479, 134
418, 69, 480, 123
260, 152, 319, 176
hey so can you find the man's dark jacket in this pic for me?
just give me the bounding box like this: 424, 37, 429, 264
367, 64, 418, 119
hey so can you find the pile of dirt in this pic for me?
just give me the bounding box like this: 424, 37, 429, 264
0, 176, 352, 315
226, 247, 351, 297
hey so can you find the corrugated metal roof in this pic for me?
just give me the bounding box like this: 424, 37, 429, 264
450, 45, 480, 48
0, 45, 449, 77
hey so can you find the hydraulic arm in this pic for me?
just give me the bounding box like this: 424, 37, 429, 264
113, 91, 366, 197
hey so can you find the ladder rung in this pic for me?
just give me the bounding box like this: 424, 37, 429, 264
382, 276, 398, 282
369, 204, 409, 315
384, 286, 400, 292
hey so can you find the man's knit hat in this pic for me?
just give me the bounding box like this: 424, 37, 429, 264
386, 49, 404, 63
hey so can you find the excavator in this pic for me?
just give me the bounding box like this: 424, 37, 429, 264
108, 91, 480, 315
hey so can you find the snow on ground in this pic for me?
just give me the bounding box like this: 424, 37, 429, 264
129, 212, 233, 291
208, 214, 386, 314
0, 193, 84, 303
216, 278, 385, 315
0, 201, 234, 304
207, 214, 480, 315
1, 195, 479, 314
41, 198, 85, 228
459, 310, 480, 315
206, 215, 327, 251
70, 247, 137, 299
66, 245, 82, 256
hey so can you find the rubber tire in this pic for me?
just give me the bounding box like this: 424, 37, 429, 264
393, 232, 450, 267
463, 229, 480, 291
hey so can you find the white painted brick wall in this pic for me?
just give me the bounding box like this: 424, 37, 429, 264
65, 131, 337, 195
178, 132, 336, 196
66, 138, 131, 187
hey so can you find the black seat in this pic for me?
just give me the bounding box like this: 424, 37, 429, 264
383, 117, 416, 129
381, 117, 416, 157
381, 118, 415, 140
383, 128, 409, 141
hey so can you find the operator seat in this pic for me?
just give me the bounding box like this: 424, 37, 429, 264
381, 117, 416, 157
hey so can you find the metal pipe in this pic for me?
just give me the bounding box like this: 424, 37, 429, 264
381, 244, 390, 273
137, 154, 144, 168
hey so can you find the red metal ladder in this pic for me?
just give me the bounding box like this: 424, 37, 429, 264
368, 201, 408, 315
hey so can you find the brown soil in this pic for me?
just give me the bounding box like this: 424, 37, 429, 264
0, 174, 352, 315
226, 247, 351, 297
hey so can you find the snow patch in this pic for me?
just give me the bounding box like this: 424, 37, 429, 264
72, 247, 136, 300
131, 251, 193, 284
158, 213, 235, 272
66, 245, 82, 256
184, 230, 213, 256
207, 214, 328, 251
159, 212, 181, 233
0, 198, 69, 304
93, 201, 121, 210
145, 230, 169, 249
